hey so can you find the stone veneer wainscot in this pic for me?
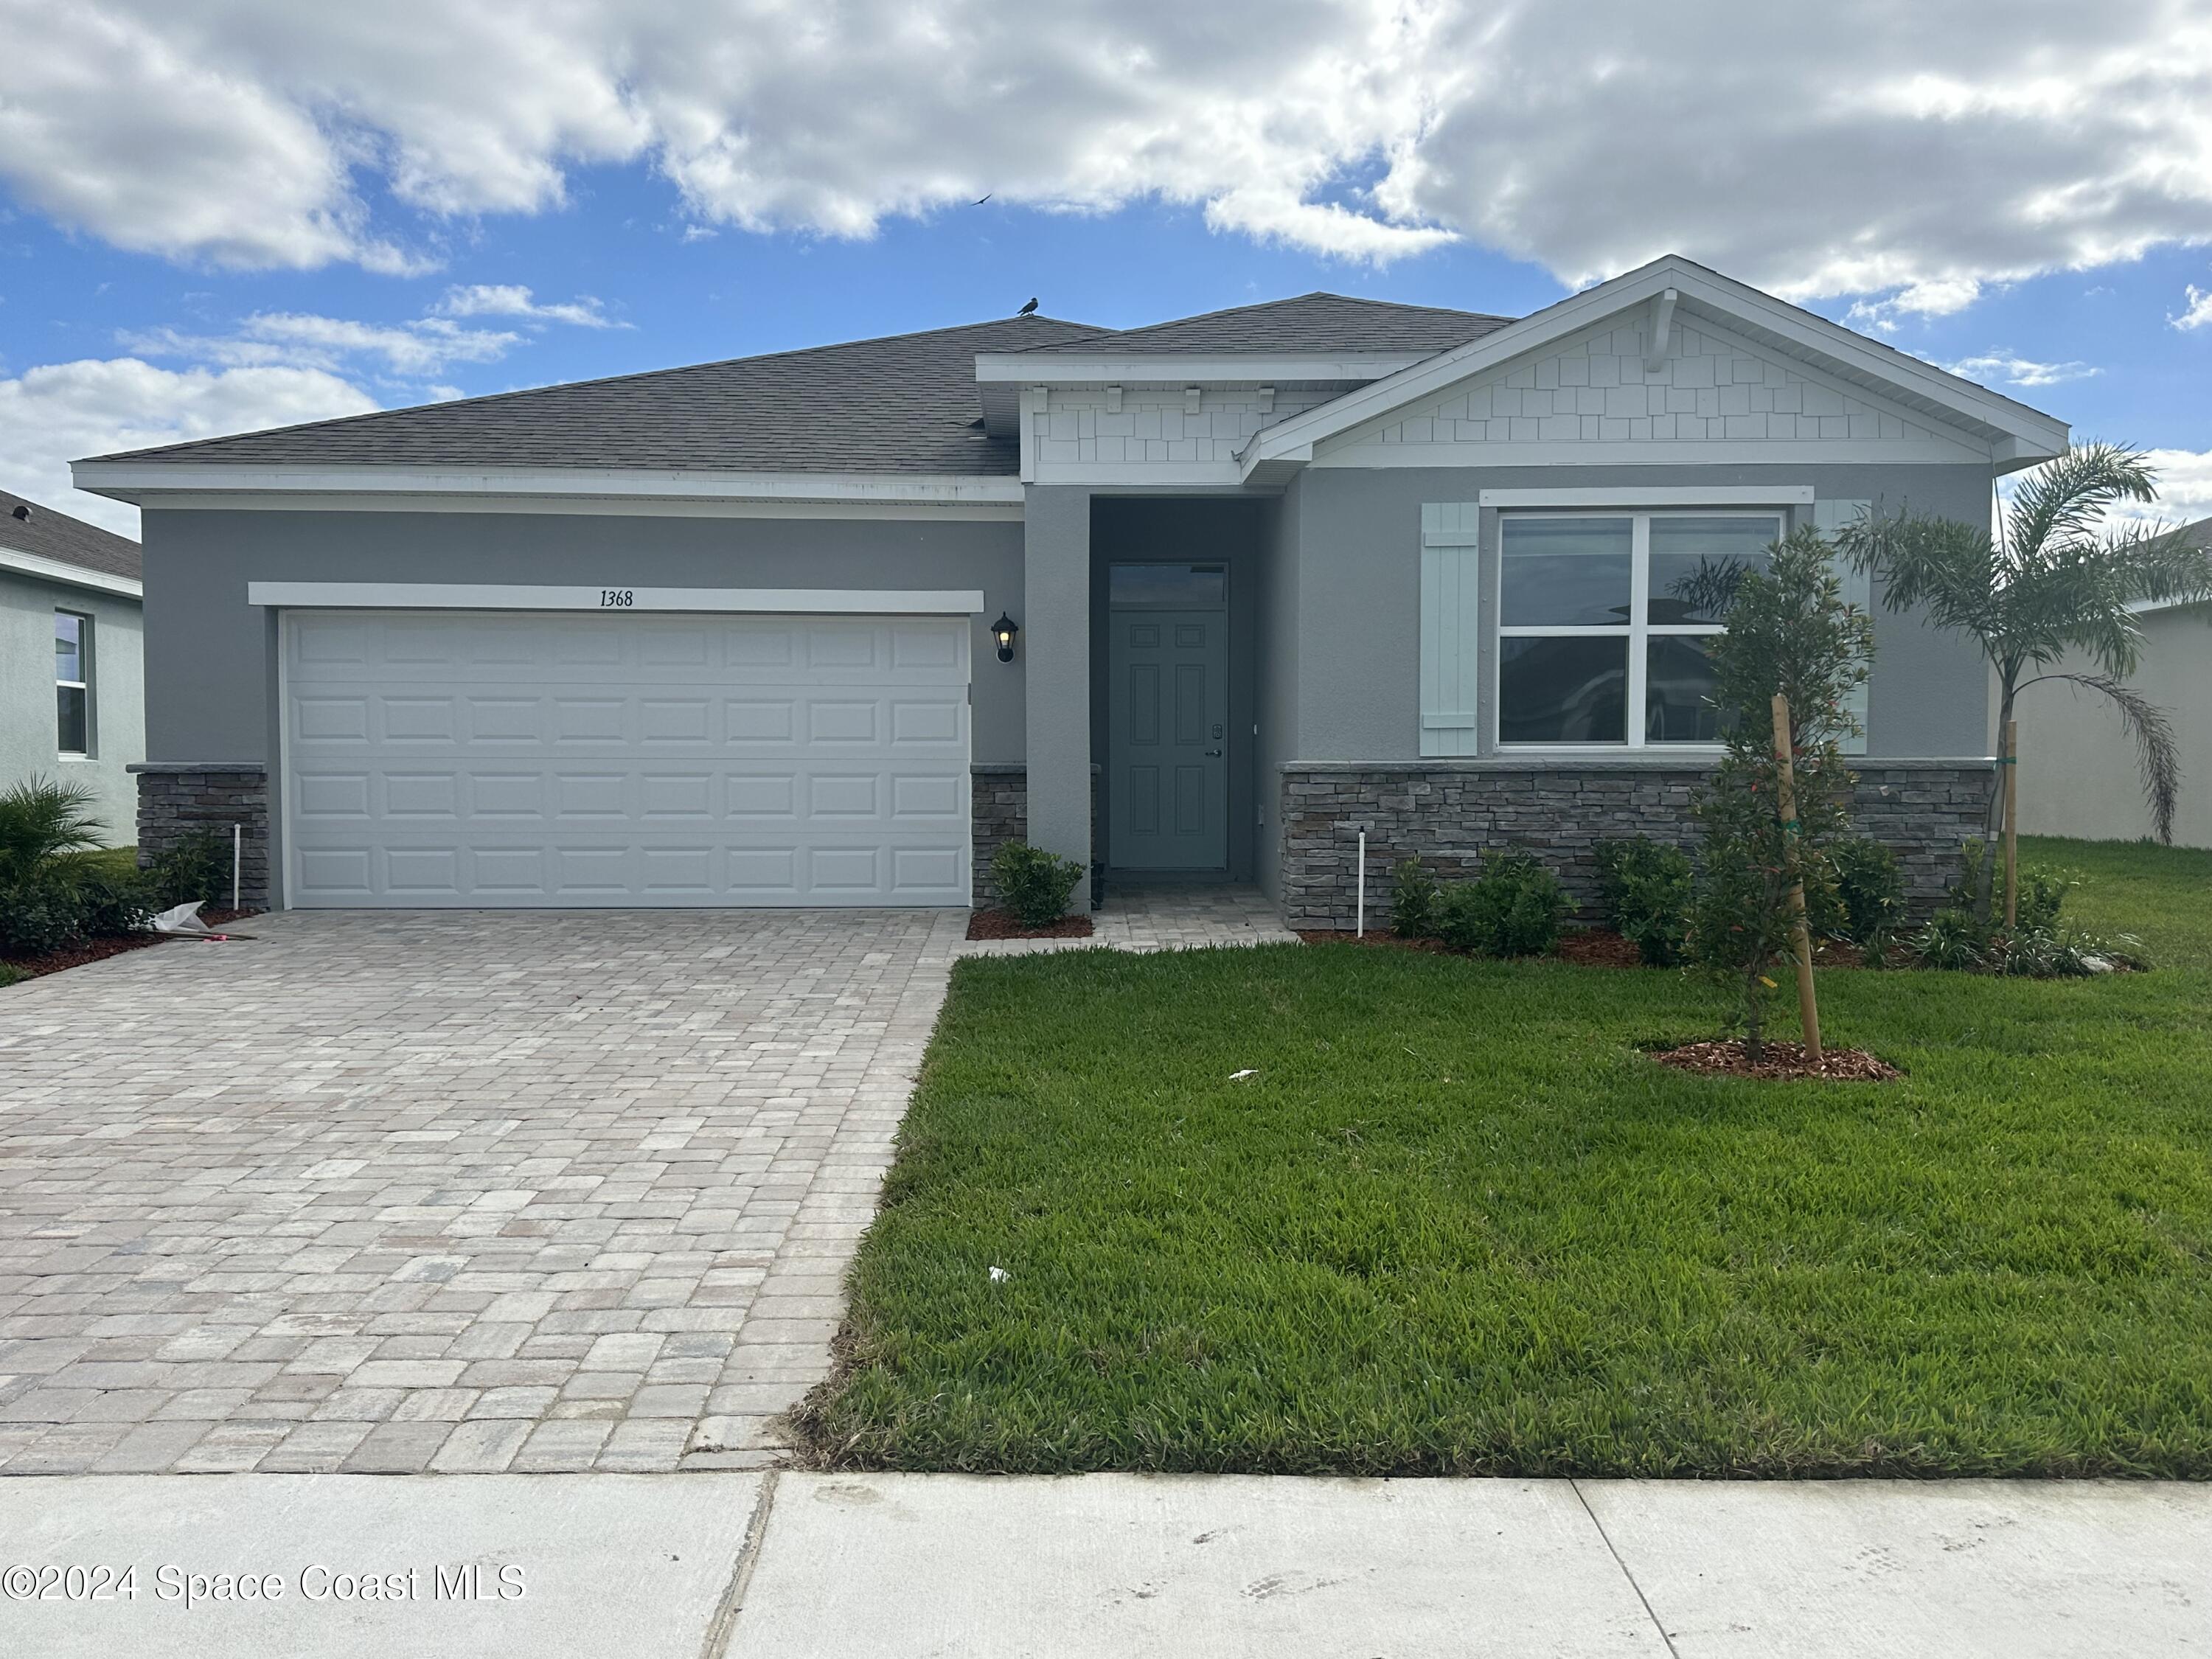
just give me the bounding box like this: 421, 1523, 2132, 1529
131, 763, 270, 909
1277, 758, 1997, 931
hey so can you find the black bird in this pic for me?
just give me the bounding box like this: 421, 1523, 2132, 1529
1016, 297, 1038, 316
973, 194, 992, 205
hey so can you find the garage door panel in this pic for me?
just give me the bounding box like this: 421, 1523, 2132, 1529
285, 609, 970, 908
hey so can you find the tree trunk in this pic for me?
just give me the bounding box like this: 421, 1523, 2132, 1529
1975, 680, 2019, 927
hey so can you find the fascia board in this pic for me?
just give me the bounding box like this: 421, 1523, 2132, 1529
70, 462, 1028, 507
974, 352, 1430, 383
0, 544, 142, 599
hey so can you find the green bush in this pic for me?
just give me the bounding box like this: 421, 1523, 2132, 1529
1592, 838, 1693, 965
0, 775, 102, 884
1390, 859, 1439, 939
1826, 837, 1905, 961
1436, 852, 1569, 958
990, 841, 1087, 928
0, 961, 25, 989
0, 861, 155, 956
145, 829, 232, 907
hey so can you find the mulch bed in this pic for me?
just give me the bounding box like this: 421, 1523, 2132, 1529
966, 909, 1096, 941
1, 908, 267, 982
1649, 1038, 1901, 1082
1555, 929, 1648, 968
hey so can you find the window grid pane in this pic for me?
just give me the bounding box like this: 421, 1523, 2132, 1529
1497, 511, 1778, 748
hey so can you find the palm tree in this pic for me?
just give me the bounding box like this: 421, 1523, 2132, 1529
1834, 444, 2212, 918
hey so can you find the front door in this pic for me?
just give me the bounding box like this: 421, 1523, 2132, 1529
1108, 569, 1228, 870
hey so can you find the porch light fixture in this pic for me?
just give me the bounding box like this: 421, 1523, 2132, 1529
991, 613, 1019, 663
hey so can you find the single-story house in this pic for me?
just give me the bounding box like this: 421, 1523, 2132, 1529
71, 255, 2063, 922
0, 490, 144, 844
2014, 516, 2212, 849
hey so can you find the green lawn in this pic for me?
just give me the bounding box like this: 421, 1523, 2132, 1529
2022, 835, 2212, 971
801, 839, 2212, 1478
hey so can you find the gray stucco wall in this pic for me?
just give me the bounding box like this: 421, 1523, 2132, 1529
139, 507, 1028, 767
1256, 484, 1302, 899
1281, 463, 1996, 762
0, 568, 143, 844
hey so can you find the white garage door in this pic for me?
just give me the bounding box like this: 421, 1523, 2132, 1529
280, 609, 972, 908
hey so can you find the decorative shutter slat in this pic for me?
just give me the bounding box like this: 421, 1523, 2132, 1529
1812, 499, 1873, 754
1420, 503, 1483, 757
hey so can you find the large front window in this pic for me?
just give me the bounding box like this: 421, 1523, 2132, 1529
1496, 512, 1779, 746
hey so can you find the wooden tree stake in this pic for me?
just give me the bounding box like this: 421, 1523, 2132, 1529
1771, 693, 1823, 1061
2002, 718, 2020, 931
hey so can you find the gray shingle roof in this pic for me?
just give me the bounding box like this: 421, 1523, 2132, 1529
1015, 291, 1512, 356
88, 315, 1108, 475
0, 488, 141, 582
82, 292, 1520, 477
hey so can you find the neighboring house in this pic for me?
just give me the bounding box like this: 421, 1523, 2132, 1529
71, 255, 2065, 921
2013, 517, 2212, 849
0, 490, 144, 845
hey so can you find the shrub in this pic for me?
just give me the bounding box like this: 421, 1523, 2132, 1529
1390, 859, 1440, 939
1592, 838, 1693, 965
0, 861, 155, 957
0, 962, 24, 989
145, 829, 233, 908
1435, 852, 1569, 958
1912, 907, 1986, 972
1826, 837, 1905, 962
989, 841, 1087, 928
0, 775, 102, 884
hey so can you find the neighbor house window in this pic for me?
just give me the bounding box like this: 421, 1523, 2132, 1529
1496, 512, 1781, 745
55, 611, 91, 756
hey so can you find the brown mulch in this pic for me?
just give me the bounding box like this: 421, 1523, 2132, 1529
1, 908, 268, 983
1649, 1038, 1901, 1082
1, 933, 164, 980
1555, 929, 1649, 968
966, 908, 1095, 940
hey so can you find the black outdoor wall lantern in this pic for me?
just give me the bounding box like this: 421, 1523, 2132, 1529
991, 613, 1019, 663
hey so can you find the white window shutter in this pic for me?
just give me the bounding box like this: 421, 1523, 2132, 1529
1812, 499, 1872, 754
1420, 504, 1483, 757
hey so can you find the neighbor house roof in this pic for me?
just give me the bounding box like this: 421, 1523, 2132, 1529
84, 315, 1107, 476
0, 488, 141, 583
1015, 292, 1512, 357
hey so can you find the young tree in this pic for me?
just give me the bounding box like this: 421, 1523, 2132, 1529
1689, 529, 1874, 1061
1834, 447, 2212, 910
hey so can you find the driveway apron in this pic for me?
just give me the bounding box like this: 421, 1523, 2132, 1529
0, 909, 966, 1475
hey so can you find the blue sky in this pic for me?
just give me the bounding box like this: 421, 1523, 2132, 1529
6, 1, 2212, 534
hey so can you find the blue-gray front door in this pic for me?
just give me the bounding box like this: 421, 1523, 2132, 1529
1108, 604, 1228, 870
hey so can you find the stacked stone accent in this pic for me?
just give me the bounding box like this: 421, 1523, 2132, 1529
969, 764, 1102, 907
131, 764, 271, 908
1277, 759, 1995, 931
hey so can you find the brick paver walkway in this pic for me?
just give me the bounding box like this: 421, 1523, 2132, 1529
0, 910, 964, 1475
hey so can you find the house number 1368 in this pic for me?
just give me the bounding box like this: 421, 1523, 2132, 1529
599, 590, 633, 607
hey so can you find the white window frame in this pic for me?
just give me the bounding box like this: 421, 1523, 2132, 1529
1493, 508, 1787, 752
55, 609, 92, 759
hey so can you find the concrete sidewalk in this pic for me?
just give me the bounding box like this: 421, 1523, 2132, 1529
3, 1473, 2206, 1657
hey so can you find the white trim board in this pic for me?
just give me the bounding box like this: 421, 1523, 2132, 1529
1477, 485, 1813, 507
72, 462, 1026, 509
128, 492, 1023, 523
247, 583, 987, 614
0, 545, 142, 599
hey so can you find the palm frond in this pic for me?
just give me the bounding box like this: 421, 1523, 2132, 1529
2004, 443, 2158, 568
0, 775, 104, 879
2020, 672, 2181, 844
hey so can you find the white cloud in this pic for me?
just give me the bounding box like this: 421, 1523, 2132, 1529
436, 285, 627, 328
122, 313, 522, 377
1942, 352, 2101, 389
2172, 284, 2212, 331
2140, 448, 2212, 527
0, 358, 378, 535
7, 1, 2209, 304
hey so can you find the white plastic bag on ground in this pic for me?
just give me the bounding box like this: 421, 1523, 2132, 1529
150, 901, 213, 935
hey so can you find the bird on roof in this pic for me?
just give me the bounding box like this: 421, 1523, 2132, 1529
1016, 297, 1038, 316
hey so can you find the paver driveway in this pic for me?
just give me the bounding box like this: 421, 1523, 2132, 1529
0, 909, 965, 1475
